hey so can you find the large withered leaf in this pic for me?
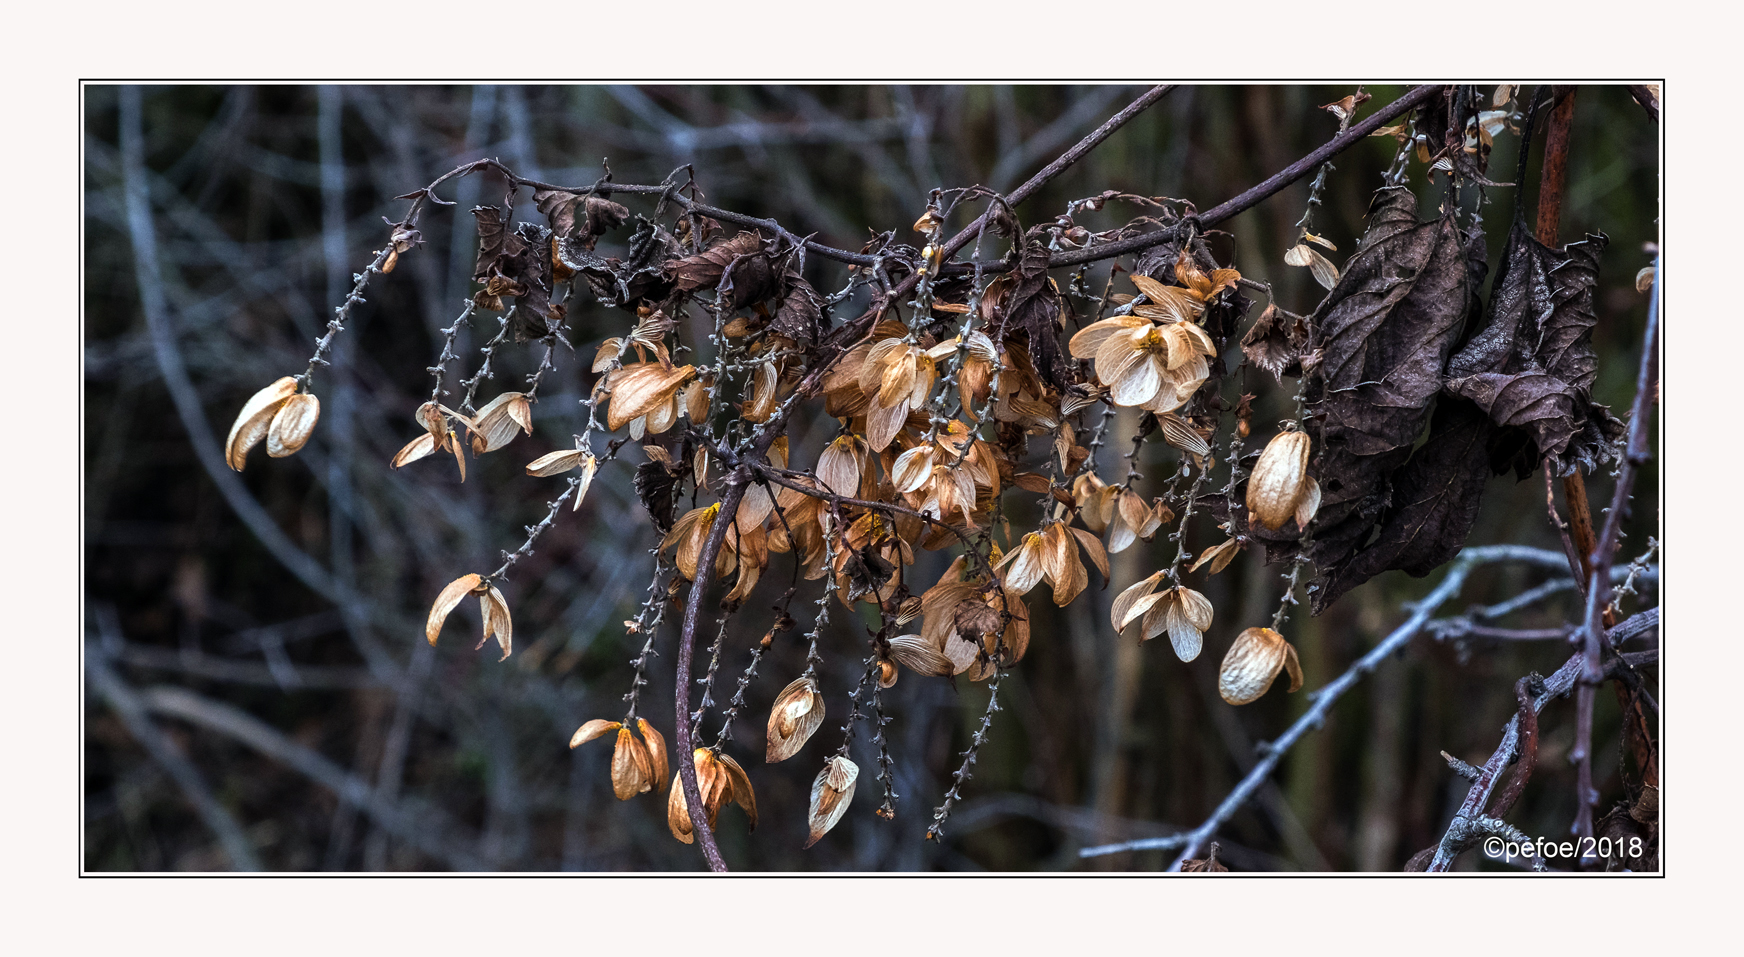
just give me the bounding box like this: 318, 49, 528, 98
1310, 400, 1494, 609
664, 232, 779, 308
505, 222, 555, 340
1444, 222, 1614, 476
1303, 187, 1470, 612
472, 206, 527, 283
1240, 304, 1310, 382
635, 459, 678, 534
534, 189, 630, 250
990, 233, 1070, 391
771, 274, 824, 345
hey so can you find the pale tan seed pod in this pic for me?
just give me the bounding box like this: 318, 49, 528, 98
1218, 627, 1304, 705
767, 676, 826, 763
805, 756, 859, 849
266, 393, 320, 458
478, 585, 512, 661
1246, 430, 1312, 530
638, 718, 669, 794
1158, 585, 1213, 658
225, 377, 299, 470
425, 573, 483, 646
469, 392, 532, 454
610, 726, 655, 800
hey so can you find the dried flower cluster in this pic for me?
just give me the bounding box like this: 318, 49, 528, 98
225, 86, 1597, 865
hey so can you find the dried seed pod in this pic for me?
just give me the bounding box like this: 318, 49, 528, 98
1246, 430, 1312, 530
637, 719, 669, 794
805, 756, 859, 849
266, 393, 320, 458
766, 676, 825, 763
225, 377, 299, 470
1218, 627, 1304, 705
610, 726, 655, 800
469, 392, 532, 454
478, 584, 513, 660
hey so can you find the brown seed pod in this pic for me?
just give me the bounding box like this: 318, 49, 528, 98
1245, 430, 1312, 530
1218, 627, 1304, 705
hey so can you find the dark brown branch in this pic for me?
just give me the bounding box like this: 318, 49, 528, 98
1628, 85, 1660, 124
1044, 84, 1443, 270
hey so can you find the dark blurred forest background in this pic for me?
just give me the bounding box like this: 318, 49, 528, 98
83, 84, 1659, 871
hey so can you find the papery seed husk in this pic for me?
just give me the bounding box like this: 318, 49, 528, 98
392, 432, 437, 469
569, 718, 620, 748
485, 585, 512, 660
1069, 527, 1110, 579
426, 573, 482, 646
1111, 573, 1163, 632
1246, 431, 1311, 530
766, 676, 824, 763
1294, 475, 1321, 529
605, 363, 696, 432
573, 454, 599, 512
611, 727, 653, 800
1635, 266, 1656, 294
718, 753, 757, 831
1283, 244, 1314, 267
266, 393, 320, 457
526, 448, 587, 477
1219, 627, 1290, 705
667, 775, 694, 843
1157, 412, 1209, 457
998, 535, 1046, 596
892, 445, 935, 494
225, 377, 299, 470
887, 634, 951, 677
805, 756, 859, 849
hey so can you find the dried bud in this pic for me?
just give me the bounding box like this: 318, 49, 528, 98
1246, 430, 1312, 530
225, 377, 299, 470
1218, 627, 1304, 705
265, 393, 320, 458
805, 756, 859, 849
766, 676, 825, 763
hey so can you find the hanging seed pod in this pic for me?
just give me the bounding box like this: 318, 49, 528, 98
1218, 627, 1304, 705
804, 756, 859, 849
1246, 430, 1313, 530
265, 393, 320, 457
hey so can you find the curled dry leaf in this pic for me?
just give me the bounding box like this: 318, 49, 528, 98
1218, 627, 1304, 705
766, 675, 826, 763
226, 377, 299, 470
266, 393, 320, 458
805, 756, 859, 849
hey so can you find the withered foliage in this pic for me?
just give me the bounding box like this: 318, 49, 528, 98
216, 84, 1649, 869
1301, 186, 1471, 611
